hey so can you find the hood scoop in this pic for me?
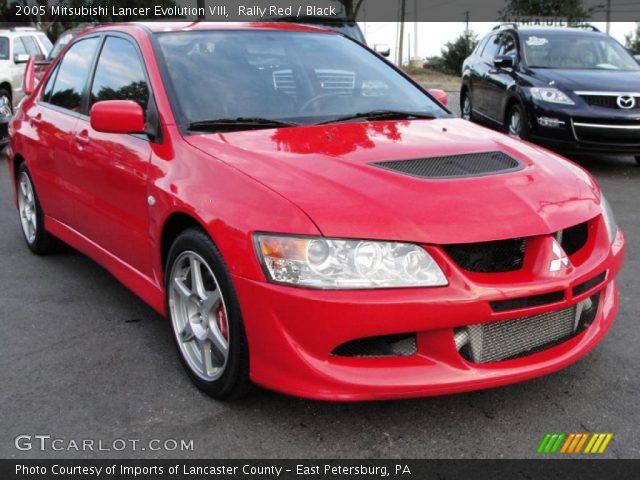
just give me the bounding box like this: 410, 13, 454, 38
371, 151, 523, 179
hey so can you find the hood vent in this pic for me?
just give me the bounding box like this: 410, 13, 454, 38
372, 151, 523, 179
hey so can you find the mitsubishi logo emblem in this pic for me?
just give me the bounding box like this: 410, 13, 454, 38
616, 95, 636, 110
549, 239, 570, 272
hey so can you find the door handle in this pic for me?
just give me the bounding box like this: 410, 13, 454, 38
75, 130, 90, 145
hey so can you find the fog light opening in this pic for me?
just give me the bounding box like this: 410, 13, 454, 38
537, 116, 565, 128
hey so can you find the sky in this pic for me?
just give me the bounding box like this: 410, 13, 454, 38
359, 22, 639, 63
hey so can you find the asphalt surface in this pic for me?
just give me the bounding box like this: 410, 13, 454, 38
0, 135, 639, 459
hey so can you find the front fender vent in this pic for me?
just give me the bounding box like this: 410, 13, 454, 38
372, 151, 523, 179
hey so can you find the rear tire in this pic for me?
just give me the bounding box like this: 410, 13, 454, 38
16, 163, 61, 255
165, 228, 251, 400
506, 103, 528, 140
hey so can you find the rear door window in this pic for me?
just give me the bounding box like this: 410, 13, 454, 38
20, 35, 42, 56
48, 37, 100, 112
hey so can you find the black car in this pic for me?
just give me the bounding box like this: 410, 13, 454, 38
461, 24, 640, 164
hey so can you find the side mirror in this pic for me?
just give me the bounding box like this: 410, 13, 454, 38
14, 53, 30, 64
493, 55, 514, 69
427, 88, 448, 107
90, 100, 145, 134
22, 57, 36, 95
374, 43, 391, 58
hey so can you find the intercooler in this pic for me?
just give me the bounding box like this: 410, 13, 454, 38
455, 293, 600, 364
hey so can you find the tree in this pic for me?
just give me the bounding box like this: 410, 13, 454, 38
626, 23, 640, 54
425, 32, 478, 75
335, 0, 366, 19
500, 0, 588, 22
1, 0, 176, 38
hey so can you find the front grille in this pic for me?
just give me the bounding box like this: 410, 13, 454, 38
372, 151, 523, 179
573, 119, 640, 144
579, 94, 640, 110
490, 290, 565, 313
443, 238, 526, 273
573, 272, 606, 297
332, 334, 417, 357
455, 294, 599, 364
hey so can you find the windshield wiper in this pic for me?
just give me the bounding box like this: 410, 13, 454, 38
317, 110, 438, 125
188, 117, 298, 132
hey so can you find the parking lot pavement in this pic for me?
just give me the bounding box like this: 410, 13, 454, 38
0, 149, 638, 460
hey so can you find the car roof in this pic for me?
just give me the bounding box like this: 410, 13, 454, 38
129, 21, 336, 34
510, 27, 605, 37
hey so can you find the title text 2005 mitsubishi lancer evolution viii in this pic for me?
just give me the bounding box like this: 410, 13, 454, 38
7, 22, 624, 400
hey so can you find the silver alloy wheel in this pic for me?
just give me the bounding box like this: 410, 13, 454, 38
462, 95, 472, 120
17, 172, 37, 244
169, 251, 230, 381
0, 94, 11, 117
508, 109, 522, 138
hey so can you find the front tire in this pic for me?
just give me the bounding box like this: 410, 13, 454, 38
16, 163, 60, 254
461, 90, 473, 121
506, 103, 528, 139
165, 228, 251, 399
0, 88, 12, 117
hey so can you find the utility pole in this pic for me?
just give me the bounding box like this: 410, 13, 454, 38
605, 0, 611, 34
197, 0, 205, 20
413, 0, 418, 60
464, 10, 470, 56
398, 0, 406, 67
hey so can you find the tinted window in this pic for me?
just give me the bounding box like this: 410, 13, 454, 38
49, 37, 99, 112
20, 36, 41, 56
156, 31, 447, 126
90, 36, 149, 110
0, 37, 8, 60
481, 34, 500, 60
42, 63, 60, 103
522, 33, 639, 70
475, 36, 489, 56
500, 34, 517, 58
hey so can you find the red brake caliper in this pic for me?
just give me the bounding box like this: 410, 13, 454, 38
216, 306, 229, 340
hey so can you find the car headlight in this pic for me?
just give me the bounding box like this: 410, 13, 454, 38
254, 234, 448, 289
529, 87, 575, 105
600, 195, 617, 244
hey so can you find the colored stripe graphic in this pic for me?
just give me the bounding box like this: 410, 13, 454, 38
538, 433, 613, 454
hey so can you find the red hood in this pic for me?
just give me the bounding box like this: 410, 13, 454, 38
185, 119, 601, 244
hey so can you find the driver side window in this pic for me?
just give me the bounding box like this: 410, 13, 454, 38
481, 34, 501, 60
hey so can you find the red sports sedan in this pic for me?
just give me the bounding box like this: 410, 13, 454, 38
7, 22, 624, 401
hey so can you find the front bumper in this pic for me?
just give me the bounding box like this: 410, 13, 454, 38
526, 101, 640, 155
234, 223, 625, 401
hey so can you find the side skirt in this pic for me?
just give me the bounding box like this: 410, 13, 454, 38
45, 216, 166, 316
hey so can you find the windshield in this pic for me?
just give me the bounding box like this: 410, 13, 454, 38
309, 22, 366, 43
48, 32, 74, 60
523, 33, 639, 70
155, 30, 446, 129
